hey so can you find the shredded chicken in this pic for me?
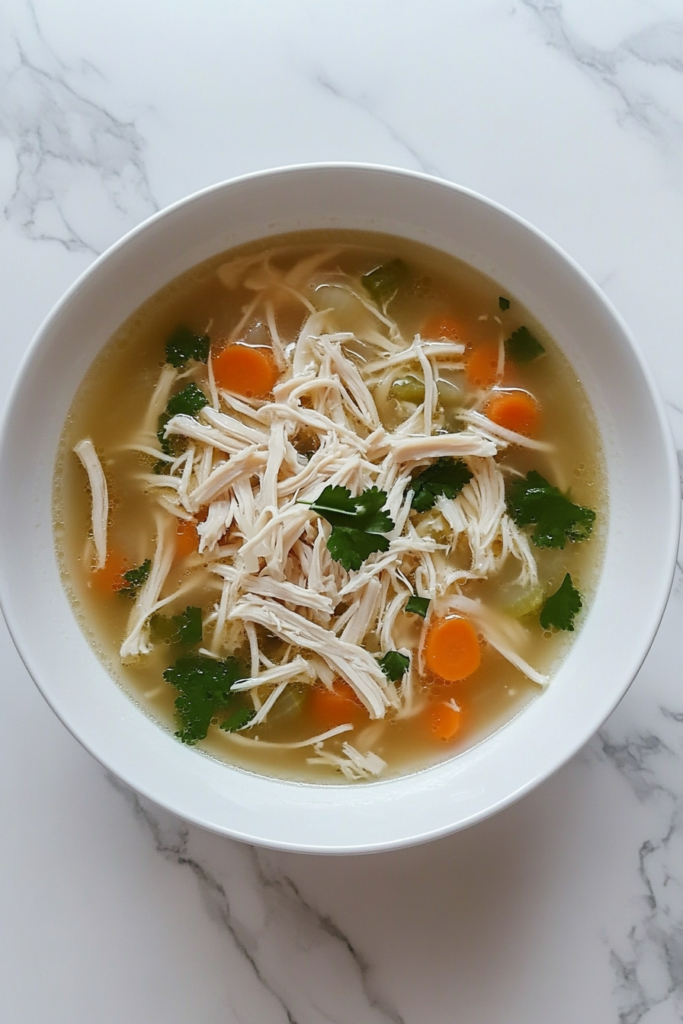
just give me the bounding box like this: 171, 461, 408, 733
73, 439, 108, 569
73, 244, 562, 779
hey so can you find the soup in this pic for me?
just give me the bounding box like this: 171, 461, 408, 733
54, 231, 605, 782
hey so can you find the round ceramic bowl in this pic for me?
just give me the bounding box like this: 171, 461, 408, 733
0, 165, 678, 853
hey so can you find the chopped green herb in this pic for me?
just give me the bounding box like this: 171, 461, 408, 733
361, 259, 407, 308
117, 559, 151, 598
163, 654, 243, 745
540, 574, 583, 631
166, 382, 209, 418
153, 459, 168, 475
498, 296, 510, 311
378, 651, 410, 682
303, 485, 394, 571
505, 326, 544, 364
157, 383, 209, 456
507, 470, 596, 549
220, 707, 256, 732
409, 457, 473, 513
405, 595, 430, 618
165, 325, 210, 368
150, 606, 203, 646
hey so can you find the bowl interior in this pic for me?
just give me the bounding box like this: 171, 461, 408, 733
0, 165, 677, 853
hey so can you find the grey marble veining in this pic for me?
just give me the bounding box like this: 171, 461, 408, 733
0, 0, 156, 255
2, 1, 683, 1021
521, 0, 683, 155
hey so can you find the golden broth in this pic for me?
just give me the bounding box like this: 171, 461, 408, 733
54, 231, 605, 782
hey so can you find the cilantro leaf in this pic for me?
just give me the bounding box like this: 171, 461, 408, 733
409, 457, 473, 513
166, 382, 209, 417
163, 654, 243, 745
157, 383, 208, 456
117, 559, 151, 598
220, 707, 256, 732
507, 470, 596, 549
498, 296, 510, 311
304, 485, 395, 571
165, 325, 210, 368
171, 606, 203, 646
378, 651, 410, 682
505, 326, 544, 364
405, 595, 430, 618
540, 574, 583, 631
361, 259, 407, 308
151, 607, 203, 647
327, 526, 390, 571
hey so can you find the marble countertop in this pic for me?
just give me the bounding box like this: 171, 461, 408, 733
2, 1, 683, 1021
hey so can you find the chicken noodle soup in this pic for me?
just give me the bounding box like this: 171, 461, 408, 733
55, 232, 605, 782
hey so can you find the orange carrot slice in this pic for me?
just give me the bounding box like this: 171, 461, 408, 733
425, 615, 481, 682
175, 519, 198, 559
485, 390, 539, 437
466, 342, 501, 388
90, 550, 128, 594
427, 701, 463, 742
421, 314, 466, 342
212, 344, 278, 397
309, 681, 365, 728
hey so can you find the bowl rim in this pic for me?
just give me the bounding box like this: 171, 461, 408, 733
0, 161, 679, 854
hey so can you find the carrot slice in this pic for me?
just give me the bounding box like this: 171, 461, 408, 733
309, 681, 365, 728
175, 519, 198, 559
212, 344, 278, 397
485, 390, 539, 437
90, 549, 128, 594
425, 615, 481, 682
427, 701, 463, 742
466, 342, 501, 388
421, 314, 466, 342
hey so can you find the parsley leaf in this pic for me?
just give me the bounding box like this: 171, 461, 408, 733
507, 470, 596, 549
378, 651, 410, 681
220, 707, 256, 732
409, 457, 473, 513
117, 559, 151, 597
157, 383, 208, 456
505, 326, 544, 363
498, 296, 510, 311
361, 259, 407, 308
163, 654, 243, 745
540, 574, 583, 631
405, 595, 430, 618
304, 485, 394, 571
165, 325, 210, 368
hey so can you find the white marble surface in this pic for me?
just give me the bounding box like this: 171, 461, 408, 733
2, 0, 683, 1020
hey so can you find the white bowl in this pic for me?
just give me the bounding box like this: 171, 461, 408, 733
0, 165, 677, 854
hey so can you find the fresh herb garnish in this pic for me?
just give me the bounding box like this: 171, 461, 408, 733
507, 470, 596, 549
498, 296, 510, 311
165, 325, 210, 368
378, 651, 410, 681
539, 574, 583, 631
505, 326, 544, 364
409, 457, 473, 513
361, 259, 407, 308
157, 383, 209, 456
151, 606, 203, 647
304, 485, 394, 571
163, 654, 244, 745
166, 382, 209, 417
117, 559, 151, 598
220, 707, 256, 732
405, 595, 430, 618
